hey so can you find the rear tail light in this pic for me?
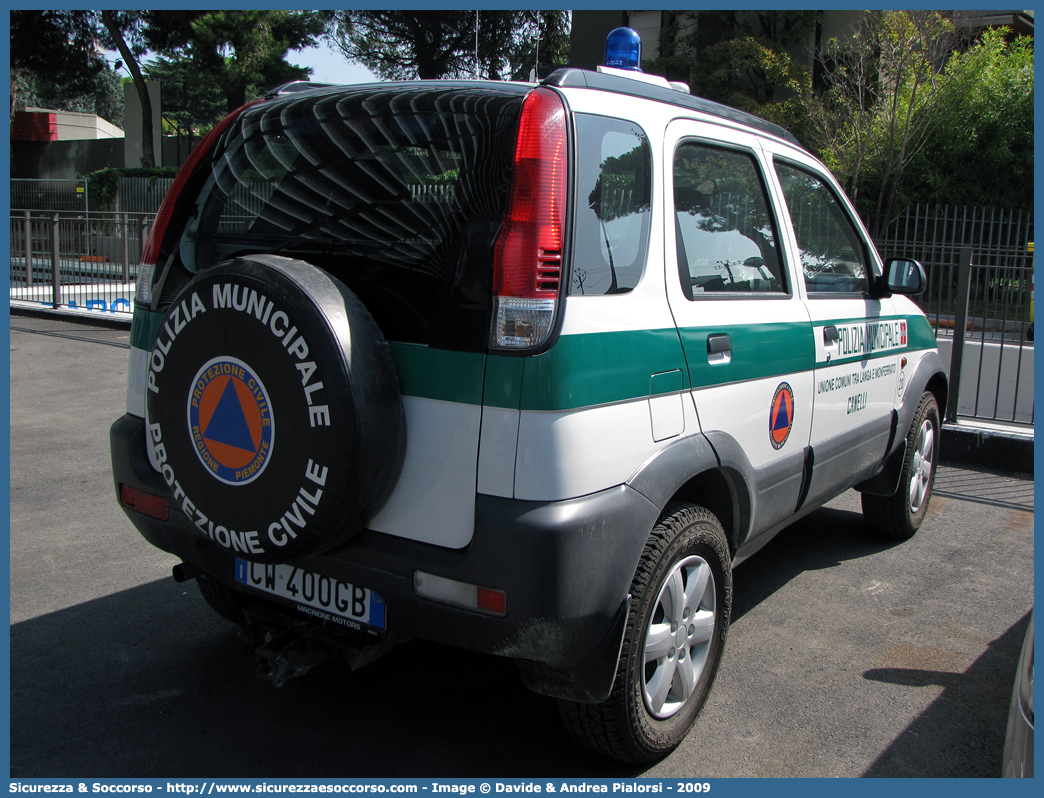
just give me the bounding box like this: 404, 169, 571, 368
119, 484, 170, 521
139, 100, 260, 273
491, 87, 568, 350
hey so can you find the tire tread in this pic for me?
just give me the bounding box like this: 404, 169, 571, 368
862, 392, 939, 540
558, 502, 731, 764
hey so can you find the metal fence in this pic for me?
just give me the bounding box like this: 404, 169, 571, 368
10, 179, 89, 213
9, 210, 151, 316
8, 199, 1035, 427
875, 204, 1034, 427
10, 177, 176, 215
117, 177, 174, 214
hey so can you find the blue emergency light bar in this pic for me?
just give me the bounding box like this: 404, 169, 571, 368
604, 27, 642, 71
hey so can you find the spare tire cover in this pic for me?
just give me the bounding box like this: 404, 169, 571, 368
145, 254, 406, 563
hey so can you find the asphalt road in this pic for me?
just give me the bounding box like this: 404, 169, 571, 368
9, 312, 1035, 779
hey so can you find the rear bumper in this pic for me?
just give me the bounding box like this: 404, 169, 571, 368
110, 413, 659, 701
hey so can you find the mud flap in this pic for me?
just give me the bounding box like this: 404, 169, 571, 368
513, 596, 631, 704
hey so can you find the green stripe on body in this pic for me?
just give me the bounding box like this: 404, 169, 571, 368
812, 314, 938, 368
130, 306, 164, 352
681, 322, 814, 389
359, 314, 939, 412
905, 314, 937, 351
388, 342, 485, 405
519, 328, 688, 411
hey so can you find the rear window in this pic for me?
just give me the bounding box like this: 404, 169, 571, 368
180, 85, 528, 350
569, 115, 652, 295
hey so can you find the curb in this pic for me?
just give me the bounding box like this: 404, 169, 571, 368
941, 422, 1034, 475
10, 303, 132, 331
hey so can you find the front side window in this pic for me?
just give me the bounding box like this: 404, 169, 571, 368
774, 161, 870, 294
569, 115, 652, 295
673, 142, 785, 298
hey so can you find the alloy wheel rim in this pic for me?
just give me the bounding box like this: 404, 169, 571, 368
641, 554, 716, 719
909, 418, 935, 513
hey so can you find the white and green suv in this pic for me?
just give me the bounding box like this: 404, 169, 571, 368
111, 51, 947, 764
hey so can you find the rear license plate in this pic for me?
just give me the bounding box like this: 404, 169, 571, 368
234, 558, 386, 632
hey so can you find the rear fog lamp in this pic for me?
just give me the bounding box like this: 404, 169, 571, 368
120, 484, 170, 521
414, 571, 508, 616
135, 263, 155, 306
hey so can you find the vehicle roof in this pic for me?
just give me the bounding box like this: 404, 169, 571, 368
541, 67, 804, 150
262, 70, 806, 152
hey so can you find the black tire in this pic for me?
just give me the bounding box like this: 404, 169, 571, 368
862, 392, 940, 539
197, 574, 250, 627
558, 503, 732, 764
145, 254, 406, 563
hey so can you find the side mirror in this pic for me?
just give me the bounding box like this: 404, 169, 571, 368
883, 258, 927, 295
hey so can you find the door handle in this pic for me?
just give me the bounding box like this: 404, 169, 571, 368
823, 325, 840, 346
707, 333, 732, 358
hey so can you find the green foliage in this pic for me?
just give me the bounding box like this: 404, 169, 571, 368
331, 11, 569, 81
805, 11, 967, 236
147, 11, 331, 113
14, 64, 125, 129
82, 166, 180, 211
645, 11, 816, 139
903, 30, 1034, 210
501, 10, 570, 81
642, 10, 1032, 231
10, 10, 105, 108
145, 55, 225, 136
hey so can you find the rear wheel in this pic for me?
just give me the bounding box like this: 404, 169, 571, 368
862, 392, 940, 539
559, 502, 731, 764
197, 574, 250, 627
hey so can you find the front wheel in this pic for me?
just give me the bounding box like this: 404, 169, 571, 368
559, 503, 732, 764
862, 392, 940, 539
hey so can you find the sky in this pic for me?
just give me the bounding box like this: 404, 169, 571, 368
287, 40, 378, 85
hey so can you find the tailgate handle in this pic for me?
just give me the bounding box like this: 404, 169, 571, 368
707, 333, 732, 356
823, 325, 840, 346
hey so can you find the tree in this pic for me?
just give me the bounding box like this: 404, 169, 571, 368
903, 29, 1033, 210
645, 11, 816, 136
10, 10, 105, 116
100, 10, 156, 166
14, 64, 125, 129
331, 11, 569, 81
147, 11, 331, 114
484, 10, 570, 81
10, 10, 155, 164
145, 55, 225, 138
806, 11, 971, 236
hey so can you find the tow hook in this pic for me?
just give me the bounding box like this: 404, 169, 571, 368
251, 626, 325, 688
236, 605, 398, 687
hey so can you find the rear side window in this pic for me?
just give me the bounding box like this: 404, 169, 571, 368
181, 85, 527, 350
674, 142, 785, 297
569, 115, 651, 295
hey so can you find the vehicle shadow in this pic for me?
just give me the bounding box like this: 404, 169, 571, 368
861, 611, 1032, 777
729, 504, 901, 623
12, 487, 1012, 779
10, 576, 634, 778
11, 502, 903, 779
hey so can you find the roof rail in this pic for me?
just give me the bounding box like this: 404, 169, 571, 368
541, 67, 804, 149
264, 81, 340, 99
